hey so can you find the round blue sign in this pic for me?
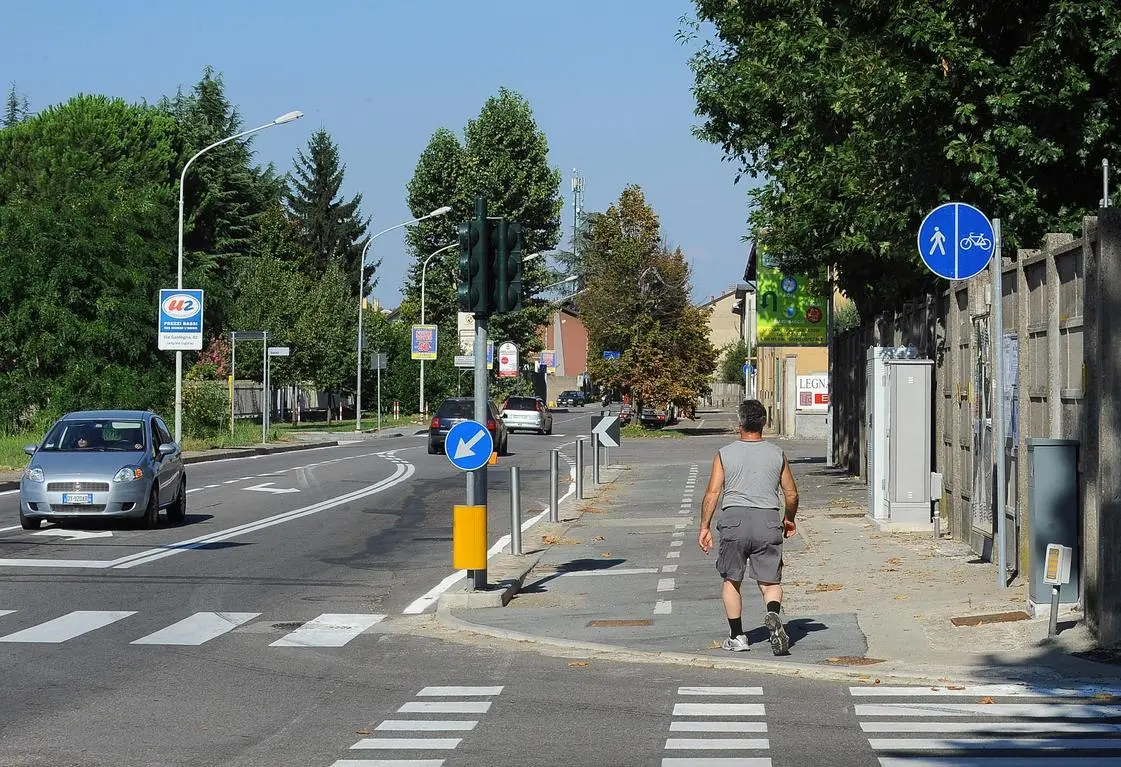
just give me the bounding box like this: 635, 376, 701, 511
916, 202, 995, 280
444, 420, 494, 472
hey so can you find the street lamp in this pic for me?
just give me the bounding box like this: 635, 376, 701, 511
419, 243, 457, 416
538, 274, 579, 293
356, 205, 452, 432
173, 109, 304, 443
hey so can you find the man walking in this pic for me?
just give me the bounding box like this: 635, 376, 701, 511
698, 399, 799, 655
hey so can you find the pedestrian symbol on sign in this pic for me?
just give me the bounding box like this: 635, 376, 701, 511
928, 227, 946, 257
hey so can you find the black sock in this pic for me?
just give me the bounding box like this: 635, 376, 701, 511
766, 601, 781, 615
728, 617, 743, 638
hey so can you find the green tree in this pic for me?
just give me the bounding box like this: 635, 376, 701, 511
718, 337, 752, 385
286, 128, 371, 294
579, 185, 716, 413
684, 1, 1121, 314
0, 95, 179, 430
292, 262, 357, 402
2, 83, 29, 127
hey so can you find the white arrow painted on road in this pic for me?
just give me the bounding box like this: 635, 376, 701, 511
33, 529, 113, 541
453, 430, 487, 460
245, 482, 300, 495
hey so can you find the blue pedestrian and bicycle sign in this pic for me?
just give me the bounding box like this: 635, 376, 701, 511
916, 202, 995, 280
445, 420, 493, 472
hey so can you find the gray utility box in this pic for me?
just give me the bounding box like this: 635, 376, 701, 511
867, 347, 934, 529
1027, 438, 1080, 613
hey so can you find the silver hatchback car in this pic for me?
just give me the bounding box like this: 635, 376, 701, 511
500, 395, 553, 435
19, 410, 187, 530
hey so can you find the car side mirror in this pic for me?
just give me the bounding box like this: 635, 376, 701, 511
22, 444, 36, 456
158, 443, 178, 457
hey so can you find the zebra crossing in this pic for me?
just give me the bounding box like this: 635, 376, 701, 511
660, 686, 771, 766
0, 608, 386, 647
328, 685, 503, 766
852, 684, 1121, 765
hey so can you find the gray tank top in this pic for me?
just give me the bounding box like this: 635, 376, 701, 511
717, 440, 785, 510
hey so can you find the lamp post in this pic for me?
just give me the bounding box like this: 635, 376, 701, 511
356, 205, 452, 432
174, 110, 303, 444
419, 242, 457, 416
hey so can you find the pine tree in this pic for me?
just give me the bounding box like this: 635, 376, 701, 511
3, 83, 28, 127
286, 128, 370, 296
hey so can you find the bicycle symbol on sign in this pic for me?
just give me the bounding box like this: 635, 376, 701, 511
959, 232, 992, 251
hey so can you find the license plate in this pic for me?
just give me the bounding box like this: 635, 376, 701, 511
62, 493, 93, 505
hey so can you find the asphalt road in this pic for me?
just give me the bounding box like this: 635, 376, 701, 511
4, 410, 1117, 766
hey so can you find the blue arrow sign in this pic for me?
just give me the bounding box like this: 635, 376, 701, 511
917, 202, 995, 280
603, 351, 621, 360
445, 420, 494, 472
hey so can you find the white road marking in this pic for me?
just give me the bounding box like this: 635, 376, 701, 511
869, 737, 1121, 751
673, 532, 685, 538
417, 686, 503, 696
330, 761, 445, 767
655, 600, 672, 615
0, 490, 19, 497
0, 610, 135, 643
657, 578, 675, 592
673, 703, 766, 716
861, 721, 1121, 734
350, 739, 461, 750
675, 523, 687, 529
131, 611, 260, 645
851, 684, 1121, 697
223, 480, 238, 484
670, 540, 683, 547
0, 525, 22, 532
670, 722, 768, 732
855, 703, 1121, 718
245, 482, 300, 494
398, 701, 491, 714
667, 551, 681, 558
32, 529, 112, 541
0, 610, 14, 618
376, 721, 478, 732
679, 687, 764, 696
270, 613, 385, 647
663, 564, 678, 573
661, 759, 770, 766
561, 567, 658, 577
665, 739, 769, 750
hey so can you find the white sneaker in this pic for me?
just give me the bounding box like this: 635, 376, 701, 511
721, 634, 750, 652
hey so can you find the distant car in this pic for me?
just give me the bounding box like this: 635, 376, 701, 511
618, 403, 634, 426
19, 410, 187, 530
428, 397, 508, 456
557, 390, 585, 408
639, 403, 678, 429
500, 396, 553, 435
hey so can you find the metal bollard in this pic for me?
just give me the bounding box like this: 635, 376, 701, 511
549, 449, 560, 523
510, 465, 522, 555
593, 433, 601, 485
576, 438, 585, 500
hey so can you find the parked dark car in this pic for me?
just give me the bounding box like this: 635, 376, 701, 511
639, 403, 678, 429
556, 390, 585, 408
428, 397, 509, 456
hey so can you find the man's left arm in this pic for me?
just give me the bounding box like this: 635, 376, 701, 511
698, 453, 723, 553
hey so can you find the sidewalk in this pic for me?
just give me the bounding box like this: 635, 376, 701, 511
438, 431, 1116, 686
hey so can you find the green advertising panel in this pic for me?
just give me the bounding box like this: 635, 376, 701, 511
756, 252, 827, 347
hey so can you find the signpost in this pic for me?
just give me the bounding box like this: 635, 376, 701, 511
371, 352, 387, 433
498, 342, 518, 378
917, 201, 1004, 588
229, 330, 266, 437
591, 414, 620, 448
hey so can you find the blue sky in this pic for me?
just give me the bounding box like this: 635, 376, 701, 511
2, 0, 757, 307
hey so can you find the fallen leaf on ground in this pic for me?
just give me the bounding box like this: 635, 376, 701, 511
600, 551, 612, 558
568, 661, 589, 668
812, 583, 845, 592
887, 557, 903, 566
894, 595, 908, 600
356, 729, 370, 735
979, 696, 995, 704
1096, 693, 1115, 700
592, 535, 604, 541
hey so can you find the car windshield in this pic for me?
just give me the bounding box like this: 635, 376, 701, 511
39, 419, 147, 452
506, 397, 538, 411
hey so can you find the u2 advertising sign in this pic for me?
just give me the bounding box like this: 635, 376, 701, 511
411, 324, 438, 361
158, 289, 204, 351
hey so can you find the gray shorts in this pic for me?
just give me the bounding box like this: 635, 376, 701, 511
715, 507, 784, 584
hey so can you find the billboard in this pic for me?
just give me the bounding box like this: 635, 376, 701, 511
796, 374, 830, 411
755, 248, 827, 347
158, 289, 204, 351
410, 324, 438, 360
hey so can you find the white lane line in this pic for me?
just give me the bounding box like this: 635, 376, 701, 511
673, 703, 766, 716
186, 488, 202, 494
562, 568, 659, 578
0, 610, 14, 618
131, 612, 260, 645
855, 703, 1121, 718
861, 721, 1121, 734
398, 701, 491, 714
665, 739, 769, 750
869, 737, 1121, 751
0, 610, 135, 643
0, 490, 18, 497
0, 525, 22, 532
670, 722, 768, 732
851, 684, 1121, 697
403, 478, 576, 614
679, 687, 764, 696
223, 480, 238, 484
657, 578, 676, 592
270, 613, 385, 647
663, 564, 678, 573
330, 761, 445, 767
661, 759, 770, 767
111, 461, 413, 570
655, 600, 672, 615
670, 540, 683, 547
350, 739, 461, 750
417, 686, 503, 696
667, 551, 681, 558
376, 720, 478, 732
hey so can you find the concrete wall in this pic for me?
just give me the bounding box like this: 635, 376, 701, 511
795, 411, 829, 439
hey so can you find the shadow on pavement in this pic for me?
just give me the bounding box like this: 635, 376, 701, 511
745, 616, 830, 649
520, 557, 630, 593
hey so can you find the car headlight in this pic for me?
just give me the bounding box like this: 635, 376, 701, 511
24, 467, 44, 483
113, 466, 144, 483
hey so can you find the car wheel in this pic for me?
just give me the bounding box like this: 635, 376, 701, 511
140, 489, 159, 530
19, 511, 41, 530
167, 479, 186, 525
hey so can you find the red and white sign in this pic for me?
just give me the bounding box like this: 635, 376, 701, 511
498, 342, 518, 378
796, 373, 830, 411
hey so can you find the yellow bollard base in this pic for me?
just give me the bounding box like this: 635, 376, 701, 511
453, 504, 487, 570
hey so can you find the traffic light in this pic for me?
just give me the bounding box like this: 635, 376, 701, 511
493, 219, 524, 313
457, 218, 490, 315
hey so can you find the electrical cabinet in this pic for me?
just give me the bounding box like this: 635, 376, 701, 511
866, 347, 934, 528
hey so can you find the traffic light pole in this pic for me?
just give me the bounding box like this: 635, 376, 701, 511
468, 315, 489, 590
